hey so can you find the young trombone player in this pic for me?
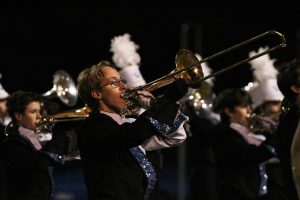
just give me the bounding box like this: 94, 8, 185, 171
76, 60, 189, 200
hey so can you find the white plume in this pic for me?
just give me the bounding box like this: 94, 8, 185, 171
195, 53, 215, 86
110, 33, 141, 69
248, 46, 278, 83
0, 72, 9, 99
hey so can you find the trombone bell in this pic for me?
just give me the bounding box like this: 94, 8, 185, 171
175, 49, 204, 88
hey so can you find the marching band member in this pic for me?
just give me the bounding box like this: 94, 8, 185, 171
0, 91, 68, 200
0, 74, 11, 143
0, 74, 9, 200
246, 46, 286, 200
277, 59, 300, 200
76, 59, 189, 200
212, 88, 278, 200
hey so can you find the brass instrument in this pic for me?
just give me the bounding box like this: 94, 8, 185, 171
36, 106, 91, 161
43, 70, 78, 107
121, 30, 286, 116
248, 113, 278, 134
39, 30, 286, 124
37, 106, 91, 133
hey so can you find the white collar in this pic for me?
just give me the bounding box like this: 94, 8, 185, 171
100, 111, 124, 125
230, 122, 265, 145
18, 126, 42, 150
100, 110, 137, 124
230, 122, 250, 135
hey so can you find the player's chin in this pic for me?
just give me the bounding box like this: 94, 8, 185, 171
117, 101, 126, 111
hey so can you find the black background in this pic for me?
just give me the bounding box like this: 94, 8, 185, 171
1, 1, 300, 109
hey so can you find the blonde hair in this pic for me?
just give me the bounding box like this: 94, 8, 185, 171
77, 60, 116, 109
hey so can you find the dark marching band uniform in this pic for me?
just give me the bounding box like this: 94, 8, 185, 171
0, 125, 67, 200
77, 107, 187, 200
277, 104, 300, 200
213, 123, 277, 200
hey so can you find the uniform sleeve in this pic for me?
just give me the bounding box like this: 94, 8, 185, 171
142, 112, 188, 151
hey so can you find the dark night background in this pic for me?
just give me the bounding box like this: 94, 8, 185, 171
1, 2, 300, 108
1, 2, 300, 199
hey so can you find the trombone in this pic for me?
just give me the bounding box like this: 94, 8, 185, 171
121, 30, 286, 115
132, 30, 285, 92
37, 106, 91, 133
39, 30, 287, 123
